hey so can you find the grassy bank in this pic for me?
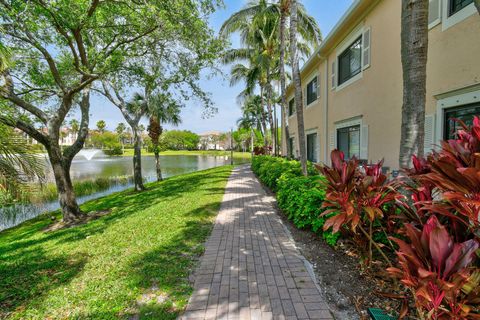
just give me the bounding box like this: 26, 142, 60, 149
122, 149, 252, 159
0, 166, 233, 319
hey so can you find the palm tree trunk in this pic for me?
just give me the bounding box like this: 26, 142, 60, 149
399, 0, 428, 168
132, 125, 145, 191
290, 0, 307, 176
260, 86, 269, 151
154, 151, 163, 181
475, 0, 480, 14
279, 1, 291, 158
266, 82, 275, 155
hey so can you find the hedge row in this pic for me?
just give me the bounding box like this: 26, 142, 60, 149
251, 156, 339, 245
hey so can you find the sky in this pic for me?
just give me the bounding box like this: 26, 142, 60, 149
83, 0, 354, 133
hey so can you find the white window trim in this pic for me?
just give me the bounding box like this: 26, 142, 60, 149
304, 72, 319, 108
334, 25, 365, 92
441, 0, 476, 31
435, 88, 480, 145
334, 116, 363, 157
305, 128, 319, 163
428, 0, 442, 29
287, 95, 296, 118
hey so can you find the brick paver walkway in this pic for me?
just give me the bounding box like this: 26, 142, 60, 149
180, 165, 333, 320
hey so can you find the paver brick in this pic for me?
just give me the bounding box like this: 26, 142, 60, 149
179, 166, 332, 319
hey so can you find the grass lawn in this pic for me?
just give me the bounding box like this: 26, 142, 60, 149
0, 166, 233, 319
122, 149, 252, 160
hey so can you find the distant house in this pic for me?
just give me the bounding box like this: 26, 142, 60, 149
198, 131, 228, 150
15, 127, 77, 146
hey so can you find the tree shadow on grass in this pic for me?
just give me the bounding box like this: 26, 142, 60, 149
126, 203, 222, 319
0, 248, 86, 317
0, 169, 231, 255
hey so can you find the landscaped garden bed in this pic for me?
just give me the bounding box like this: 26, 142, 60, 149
251, 117, 480, 320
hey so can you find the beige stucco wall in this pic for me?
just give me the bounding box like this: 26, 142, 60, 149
284, 0, 480, 170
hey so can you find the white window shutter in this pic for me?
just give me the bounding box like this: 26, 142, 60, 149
331, 61, 336, 90
360, 124, 369, 160
428, 0, 442, 29
329, 130, 335, 155
362, 27, 371, 70
424, 114, 435, 155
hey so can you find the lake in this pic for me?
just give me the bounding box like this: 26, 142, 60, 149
0, 153, 249, 231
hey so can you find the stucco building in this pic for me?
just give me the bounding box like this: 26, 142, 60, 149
283, 0, 480, 170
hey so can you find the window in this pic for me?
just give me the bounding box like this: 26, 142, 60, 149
449, 0, 473, 16
338, 36, 362, 85
288, 137, 295, 158
337, 125, 360, 159
443, 103, 480, 139
288, 98, 295, 116
306, 77, 318, 105
306, 133, 318, 162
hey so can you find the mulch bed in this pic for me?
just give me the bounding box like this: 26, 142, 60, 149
263, 186, 407, 320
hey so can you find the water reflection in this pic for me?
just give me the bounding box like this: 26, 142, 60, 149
1, 154, 248, 230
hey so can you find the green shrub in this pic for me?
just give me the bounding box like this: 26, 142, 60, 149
252, 156, 339, 246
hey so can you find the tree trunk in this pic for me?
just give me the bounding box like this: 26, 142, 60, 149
475, 0, 480, 14
399, 0, 429, 168
154, 151, 163, 181
290, 0, 307, 175
132, 126, 145, 191
260, 86, 269, 151
48, 146, 84, 223
279, 3, 291, 158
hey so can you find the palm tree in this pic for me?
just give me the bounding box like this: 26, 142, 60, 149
399, 0, 429, 168
147, 95, 181, 181
69, 119, 79, 140
290, 0, 307, 175
221, 0, 320, 157
96, 120, 106, 133
115, 122, 126, 151
0, 125, 45, 201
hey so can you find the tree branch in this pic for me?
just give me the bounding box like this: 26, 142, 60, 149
0, 115, 50, 147
64, 87, 90, 161
0, 71, 48, 124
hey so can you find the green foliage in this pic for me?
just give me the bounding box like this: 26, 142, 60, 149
161, 130, 200, 151
251, 156, 339, 246
89, 132, 123, 155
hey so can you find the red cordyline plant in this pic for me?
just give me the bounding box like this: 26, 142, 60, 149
317, 150, 400, 265
389, 117, 480, 319
387, 216, 480, 319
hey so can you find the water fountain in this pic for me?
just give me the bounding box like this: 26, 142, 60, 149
77, 149, 105, 161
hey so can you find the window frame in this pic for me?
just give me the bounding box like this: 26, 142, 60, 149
305, 76, 318, 106
288, 97, 295, 117
337, 36, 363, 86
336, 125, 361, 160
448, 0, 473, 16
333, 25, 365, 91
443, 103, 480, 139
442, 0, 476, 30
306, 131, 318, 163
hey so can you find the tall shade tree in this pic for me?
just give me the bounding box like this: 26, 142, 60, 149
96, 120, 106, 133
290, 0, 307, 175
147, 95, 181, 181
0, 0, 191, 223
101, 14, 221, 190
399, 0, 429, 168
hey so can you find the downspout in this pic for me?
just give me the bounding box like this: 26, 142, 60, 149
322, 54, 329, 164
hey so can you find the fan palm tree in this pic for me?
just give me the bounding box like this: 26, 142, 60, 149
221, 0, 320, 157
147, 94, 181, 181
0, 124, 45, 202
